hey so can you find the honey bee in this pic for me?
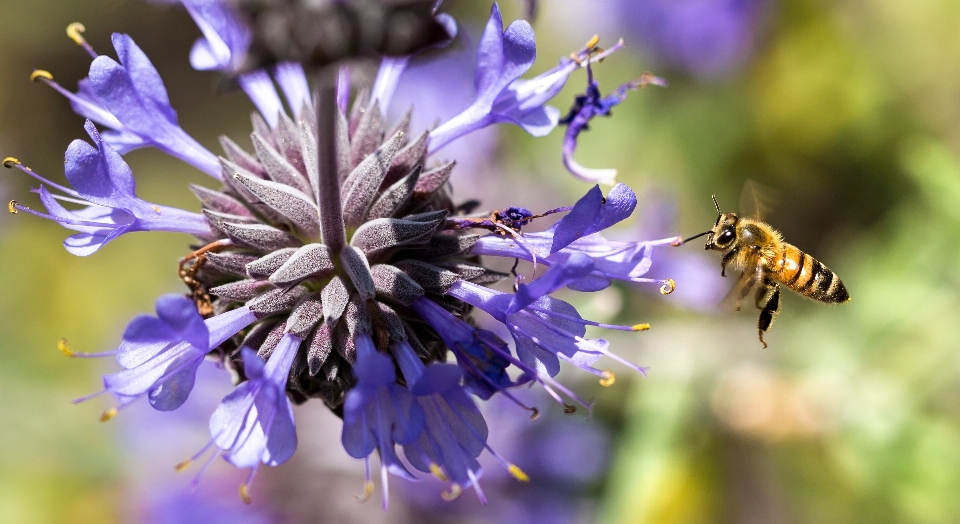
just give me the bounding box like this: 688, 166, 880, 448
685, 195, 850, 348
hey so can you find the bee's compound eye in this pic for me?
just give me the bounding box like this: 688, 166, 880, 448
718, 230, 735, 245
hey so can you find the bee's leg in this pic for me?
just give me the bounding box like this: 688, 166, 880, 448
720, 247, 738, 277
754, 277, 773, 309
757, 283, 781, 349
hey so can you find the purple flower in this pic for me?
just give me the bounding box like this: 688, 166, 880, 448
207, 333, 302, 503
124, 294, 211, 356
380, 26, 498, 181
371, 13, 458, 114
405, 365, 488, 501
33, 34, 220, 177
10, 2, 678, 508
559, 66, 667, 184
181, 0, 314, 127
427, 4, 619, 153
411, 298, 518, 403
470, 184, 678, 291
183, 0, 251, 73
391, 336, 529, 504
271, 62, 312, 119
620, 0, 766, 79
399, 387, 612, 522
120, 360, 278, 524
76, 296, 257, 416
5, 120, 211, 256
341, 333, 424, 509
445, 255, 650, 413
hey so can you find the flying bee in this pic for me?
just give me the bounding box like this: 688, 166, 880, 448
683, 195, 850, 348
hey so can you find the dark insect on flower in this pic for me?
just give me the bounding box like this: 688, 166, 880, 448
4, 0, 679, 508
445, 205, 571, 236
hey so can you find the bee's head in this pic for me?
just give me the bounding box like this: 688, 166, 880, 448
677, 196, 740, 249
704, 196, 739, 251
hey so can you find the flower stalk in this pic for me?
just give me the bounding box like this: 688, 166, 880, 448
315, 68, 346, 252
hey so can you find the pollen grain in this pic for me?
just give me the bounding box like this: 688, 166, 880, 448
66, 22, 87, 46
508, 464, 530, 482
441, 484, 463, 501
355, 481, 374, 502
430, 463, 450, 482
100, 407, 118, 423
30, 70, 53, 83
599, 370, 616, 387
659, 278, 676, 295
58, 338, 75, 357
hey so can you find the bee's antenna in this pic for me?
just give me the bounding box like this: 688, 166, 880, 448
677, 231, 711, 245
712, 195, 721, 214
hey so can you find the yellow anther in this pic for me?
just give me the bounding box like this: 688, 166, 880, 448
441, 484, 463, 501
174, 459, 192, 472
67, 23, 88, 46
153, 205, 161, 214
3, 157, 20, 168
600, 370, 616, 387
8, 200, 17, 214
670, 236, 683, 247
355, 481, 374, 502
529, 407, 540, 421
30, 70, 53, 83
58, 338, 75, 358
632, 323, 651, 332
239, 483, 252, 504
100, 407, 117, 422
659, 278, 676, 295
430, 463, 450, 482
508, 464, 530, 483
585, 34, 600, 50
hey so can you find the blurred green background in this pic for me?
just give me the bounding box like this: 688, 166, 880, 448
2, 0, 960, 522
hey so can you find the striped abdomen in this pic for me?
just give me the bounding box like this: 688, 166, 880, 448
774, 243, 850, 303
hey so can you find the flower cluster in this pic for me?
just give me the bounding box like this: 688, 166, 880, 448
5, 0, 675, 507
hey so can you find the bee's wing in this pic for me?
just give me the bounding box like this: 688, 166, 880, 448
719, 258, 765, 310
739, 180, 780, 220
